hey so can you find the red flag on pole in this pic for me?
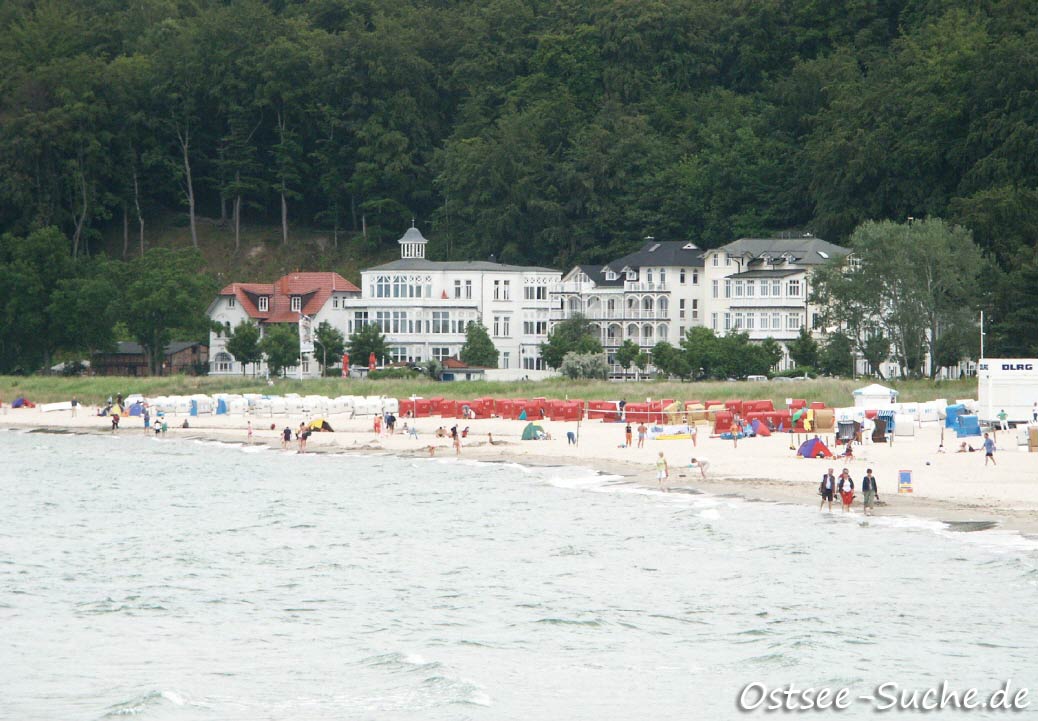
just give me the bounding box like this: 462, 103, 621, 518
341, 352, 349, 378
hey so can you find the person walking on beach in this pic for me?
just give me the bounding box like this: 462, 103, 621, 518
111, 412, 120, 433
819, 468, 836, 512
282, 426, 292, 449
453, 430, 462, 457
143, 407, 150, 433
730, 420, 739, 448
983, 432, 996, 466
373, 414, 382, 435
656, 452, 669, 491
625, 423, 633, 448
247, 421, 254, 444
997, 409, 1009, 431
689, 422, 698, 447
837, 468, 855, 513
637, 422, 648, 448
70, 396, 78, 418
862, 468, 879, 516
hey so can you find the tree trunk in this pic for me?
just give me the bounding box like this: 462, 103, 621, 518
362, 212, 367, 241
350, 193, 357, 230
122, 204, 129, 259
233, 171, 242, 252
176, 122, 198, 249
133, 165, 144, 256
72, 165, 88, 258
281, 186, 288, 245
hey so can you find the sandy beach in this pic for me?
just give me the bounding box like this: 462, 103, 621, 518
4, 403, 1037, 535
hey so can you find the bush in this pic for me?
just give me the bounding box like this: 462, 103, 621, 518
560, 352, 610, 379
368, 367, 421, 380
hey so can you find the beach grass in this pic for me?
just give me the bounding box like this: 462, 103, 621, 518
0, 374, 976, 409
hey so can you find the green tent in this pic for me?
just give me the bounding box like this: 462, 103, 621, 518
521, 422, 545, 440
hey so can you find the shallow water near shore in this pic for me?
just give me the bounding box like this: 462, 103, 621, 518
3, 431, 1038, 720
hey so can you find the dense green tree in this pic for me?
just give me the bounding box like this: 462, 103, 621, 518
122, 248, 214, 374
347, 322, 389, 366
614, 339, 640, 377
226, 320, 263, 375
540, 313, 603, 369
314, 320, 346, 372
259, 323, 299, 378
818, 332, 854, 377
787, 328, 820, 369
459, 321, 498, 368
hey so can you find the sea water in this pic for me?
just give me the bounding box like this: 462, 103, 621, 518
2, 430, 1037, 720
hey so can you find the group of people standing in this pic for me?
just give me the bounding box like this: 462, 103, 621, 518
819, 467, 880, 515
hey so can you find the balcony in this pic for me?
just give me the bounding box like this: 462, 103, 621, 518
726, 296, 804, 308
623, 282, 669, 293
550, 309, 671, 321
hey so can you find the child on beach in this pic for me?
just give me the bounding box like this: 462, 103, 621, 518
688, 457, 709, 479
983, 432, 996, 465
247, 421, 254, 444
625, 424, 632, 448
656, 452, 669, 491
282, 426, 292, 449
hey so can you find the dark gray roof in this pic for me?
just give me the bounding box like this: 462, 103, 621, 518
719, 236, 848, 265
110, 341, 203, 356
604, 240, 705, 271
575, 264, 625, 287
728, 269, 802, 279
367, 258, 557, 273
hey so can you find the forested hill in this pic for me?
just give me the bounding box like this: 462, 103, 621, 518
2, 3, 1037, 289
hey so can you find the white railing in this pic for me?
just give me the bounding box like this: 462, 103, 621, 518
624, 282, 669, 292
550, 309, 670, 321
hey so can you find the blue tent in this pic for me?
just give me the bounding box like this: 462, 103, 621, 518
797, 438, 834, 458
216, 398, 228, 415
127, 401, 144, 416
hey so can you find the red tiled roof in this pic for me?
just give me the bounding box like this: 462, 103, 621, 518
442, 357, 490, 370
219, 272, 359, 322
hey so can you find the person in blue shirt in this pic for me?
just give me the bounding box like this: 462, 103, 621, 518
983, 432, 996, 466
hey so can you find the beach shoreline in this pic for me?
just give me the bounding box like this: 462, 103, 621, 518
5, 405, 1037, 537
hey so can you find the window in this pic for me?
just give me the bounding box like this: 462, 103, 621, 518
772, 312, 781, 330
228, 297, 236, 308
390, 347, 408, 363
734, 312, 744, 329
734, 280, 744, 298
290, 296, 302, 312
772, 279, 781, 296
679, 325, 685, 337
745, 280, 754, 297
502, 280, 511, 300
523, 356, 546, 370
392, 311, 407, 333
646, 269, 653, 284
680, 269, 686, 284
761, 281, 770, 297
352, 311, 368, 333
711, 313, 718, 330
332, 296, 339, 309
812, 312, 822, 329
392, 276, 407, 298
502, 316, 510, 336
375, 275, 390, 297
679, 299, 686, 319
214, 352, 233, 373
454, 280, 462, 299
433, 347, 450, 361
605, 270, 617, 281
523, 320, 548, 335
724, 280, 732, 298
712, 254, 719, 267
608, 298, 617, 314
502, 351, 510, 369
659, 269, 666, 285
692, 299, 699, 319
787, 279, 801, 297
524, 286, 547, 300
493, 280, 501, 300
432, 311, 450, 334
258, 296, 269, 312
787, 313, 801, 330
301, 360, 310, 374
725, 254, 731, 267
712, 280, 719, 299
692, 269, 699, 285
724, 313, 731, 331
658, 324, 668, 341
746, 314, 755, 330
376, 311, 391, 332
465, 280, 472, 299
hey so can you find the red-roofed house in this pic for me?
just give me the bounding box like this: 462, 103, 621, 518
207, 272, 360, 377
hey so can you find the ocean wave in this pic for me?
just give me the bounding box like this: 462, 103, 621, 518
100, 689, 204, 718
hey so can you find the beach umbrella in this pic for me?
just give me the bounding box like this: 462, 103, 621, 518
341, 352, 349, 378
368, 352, 377, 371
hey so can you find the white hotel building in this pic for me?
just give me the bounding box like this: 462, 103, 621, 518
700, 235, 850, 370
207, 226, 560, 376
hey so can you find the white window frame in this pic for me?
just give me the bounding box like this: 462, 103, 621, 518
258, 296, 269, 312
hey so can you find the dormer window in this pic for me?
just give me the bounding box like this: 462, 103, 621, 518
626, 270, 635, 281
258, 296, 269, 312
604, 270, 617, 281
291, 296, 302, 312
228, 296, 236, 308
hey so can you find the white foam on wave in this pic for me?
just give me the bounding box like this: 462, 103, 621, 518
698, 508, 721, 520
